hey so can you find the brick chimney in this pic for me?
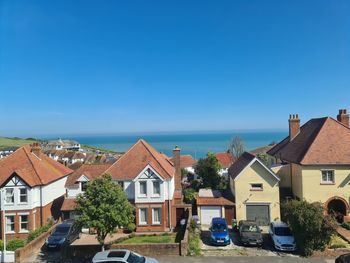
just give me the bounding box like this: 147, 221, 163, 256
289, 114, 300, 141
173, 145, 181, 191
337, 109, 349, 127
31, 142, 41, 157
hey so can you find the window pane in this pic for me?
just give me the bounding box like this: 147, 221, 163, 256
140, 208, 147, 224
153, 182, 160, 195
6, 189, 14, 203
140, 182, 147, 195
153, 208, 161, 224
20, 189, 28, 203
6, 216, 14, 232
20, 215, 28, 231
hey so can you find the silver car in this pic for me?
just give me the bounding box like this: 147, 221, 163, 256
92, 249, 158, 263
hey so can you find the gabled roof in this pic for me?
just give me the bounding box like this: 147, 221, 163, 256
0, 145, 72, 187
267, 117, 350, 165
215, 152, 235, 168
196, 189, 235, 206
105, 139, 175, 180
65, 163, 112, 188
228, 151, 279, 181
169, 155, 197, 168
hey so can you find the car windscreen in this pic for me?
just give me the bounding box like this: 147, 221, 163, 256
126, 252, 145, 263
212, 223, 227, 232
274, 226, 292, 236
53, 226, 70, 235
241, 225, 259, 233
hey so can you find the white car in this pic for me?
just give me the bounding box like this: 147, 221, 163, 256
92, 249, 158, 263
269, 221, 297, 252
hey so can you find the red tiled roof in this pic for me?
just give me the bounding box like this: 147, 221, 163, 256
228, 152, 256, 180
0, 145, 72, 187
105, 140, 175, 180
169, 155, 197, 168
61, 198, 77, 211
65, 163, 112, 187
197, 196, 235, 206
215, 152, 235, 168
268, 117, 350, 165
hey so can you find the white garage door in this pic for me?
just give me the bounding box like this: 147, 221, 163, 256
201, 206, 222, 225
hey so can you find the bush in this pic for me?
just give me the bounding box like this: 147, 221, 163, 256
183, 188, 198, 204
341, 222, 350, 231
7, 239, 26, 251
188, 224, 201, 256
281, 200, 337, 256
27, 222, 53, 243
127, 223, 136, 232
329, 235, 348, 249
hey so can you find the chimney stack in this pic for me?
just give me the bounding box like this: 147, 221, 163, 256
337, 109, 349, 127
173, 145, 181, 191
289, 114, 300, 141
31, 142, 41, 157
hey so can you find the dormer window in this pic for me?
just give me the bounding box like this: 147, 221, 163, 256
139, 181, 147, 196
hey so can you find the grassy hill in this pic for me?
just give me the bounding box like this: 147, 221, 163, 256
0, 137, 37, 150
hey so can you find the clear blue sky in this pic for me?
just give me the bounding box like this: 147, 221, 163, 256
0, 0, 349, 136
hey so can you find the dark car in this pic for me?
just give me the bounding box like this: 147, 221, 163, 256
238, 220, 263, 246
209, 217, 230, 246
45, 220, 81, 249
336, 253, 350, 263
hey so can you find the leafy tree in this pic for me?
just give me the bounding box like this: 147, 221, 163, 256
75, 174, 135, 250
195, 153, 224, 190
183, 188, 198, 204
257, 153, 275, 167
281, 199, 337, 256
229, 136, 245, 158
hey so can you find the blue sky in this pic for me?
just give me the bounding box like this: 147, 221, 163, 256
0, 0, 349, 136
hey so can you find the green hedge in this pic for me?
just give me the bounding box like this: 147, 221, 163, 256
0, 239, 26, 251
27, 221, 54, 243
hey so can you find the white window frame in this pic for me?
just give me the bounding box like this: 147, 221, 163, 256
152, 208, 161, 225
19, 188, 28, 204
19, 214, 29, 233
5, 215, 15, 233
139, 181, 147, 197
139, 208, 148, 225
152, 181, 160, 196
250, 183, 263, 191
5, 188, 14, 204
321, 170, 335, 184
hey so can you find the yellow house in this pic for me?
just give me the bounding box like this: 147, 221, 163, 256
268, 109, 350, 222
228, 152, 280, 226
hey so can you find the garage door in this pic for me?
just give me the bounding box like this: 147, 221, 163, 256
246, 205, 270, 226
201, 206, 222, 225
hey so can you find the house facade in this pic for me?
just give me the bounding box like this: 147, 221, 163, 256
216, 152, 235, 176
268, 109, 350, 222
0, 143, 72, 239
228, 152, 280, 226
62, 139, 189, 232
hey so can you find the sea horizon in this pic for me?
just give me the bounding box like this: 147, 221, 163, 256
38, 130, 287, 159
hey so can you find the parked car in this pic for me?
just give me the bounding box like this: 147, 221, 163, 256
92, 249, 158, 263
238, 220, 263, 247
269, 221, 297, 252
336, 253, 350, 263
45, 220, 81, 249
209, 217, 230, 246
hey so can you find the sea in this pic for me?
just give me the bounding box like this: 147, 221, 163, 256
43, 131, 287, 159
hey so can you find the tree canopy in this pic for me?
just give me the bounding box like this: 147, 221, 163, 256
281, 199, 337, 256
229, 136, 245, 158
75, 174, 135, 250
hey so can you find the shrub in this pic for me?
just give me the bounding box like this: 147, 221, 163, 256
281, 199, 337, 256
190, 179, 201, 191
188, 225, 201, 256
127, 223, 136, 232
27, 222, 53, 243
7, 239, 26, 251
341, 222, 350, 231
183, 188, 198, 205
329, 235, 348, 249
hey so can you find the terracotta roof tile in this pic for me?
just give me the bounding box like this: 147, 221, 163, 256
215, 152, 235, 168
197, 196, 235, 206
105, 139, 175, 180
0, 145, 72, 187
169, 155, 197, 168
61, 198, 77, 211
268, 117, 350, 165
65, 163, 112, 188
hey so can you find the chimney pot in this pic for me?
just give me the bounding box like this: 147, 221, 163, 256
337, 108, 349, 127
31, 142, 41, 157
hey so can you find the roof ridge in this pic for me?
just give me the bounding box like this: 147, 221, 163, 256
299, 117, 328, 164
104, 139, 143, 174
22, 146, 44, 185
139, 139, 173, 178
329, 116, 350, 131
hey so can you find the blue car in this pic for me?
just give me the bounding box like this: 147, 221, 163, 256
209, 217, 230, 245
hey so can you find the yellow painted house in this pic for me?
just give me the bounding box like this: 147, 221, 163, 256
228, 152, 280, 226
268, 109, 350, 222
